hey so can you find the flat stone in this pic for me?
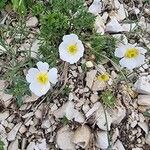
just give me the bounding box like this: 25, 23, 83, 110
56, 126, 75, 150
96, 131, 108, 149
7, 122, 22, 141
86, 70, 97, 89
134, 77, 150, 94
105, 18, 123, 33
8, 139, 18, 150
26, 17, 38, 27
137, 95, 150, 106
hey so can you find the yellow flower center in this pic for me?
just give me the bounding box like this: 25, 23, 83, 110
125, 48, 139, 58
67, 44, 78, 55
97, 73, 109, 82
37, 72, 49, 85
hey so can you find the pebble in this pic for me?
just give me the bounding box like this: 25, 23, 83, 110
137, 95, 150, 106
7, 122, 22, 141
26, 17, 38, 27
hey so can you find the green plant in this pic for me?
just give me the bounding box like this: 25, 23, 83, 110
60, 116, 69, 125
101, 90, 116, 108
0, 0, 7, 10
0, 139, 4, 150
91, 34, 117, 63
6, 76, 30, 106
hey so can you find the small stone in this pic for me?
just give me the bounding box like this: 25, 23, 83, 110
116, 4, 128, 21
138, 122, 148, 134
30, 40, 41, 59
26, 17, 38, 27
105, 18, 123, 33
0, 111, 9, 122
24, 93, 39, 103
88, 0, 102, 15
143, 64, 148, 69
56, 126, 75, 150
51, 104, 58, 111
137, 95, 150, 106
8, 139, 18, 150
19, 125, 27, 134
41, 119, 51, 129
134, 77, 150, 95
85, 102, 101, 118
26, 142, 36, 150
94, 15, 105, 35
131, 120, 137, 128
92, 80, 106, 91
86, 70, 97, 89
7, 122, 22, 141
96, 131, 108, 149
35, 109, 42, 119
72, 125, 91, 149
90, 94, 99, 103
122, 23, 136, 32
113, 139, 125, 150
86, 61, 94, 68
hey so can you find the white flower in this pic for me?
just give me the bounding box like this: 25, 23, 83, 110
115, 44, 147, 70
26, 61, 58, 97
59, 34, 84, 64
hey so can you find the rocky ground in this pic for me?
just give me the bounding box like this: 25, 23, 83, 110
0, 0, 150, 150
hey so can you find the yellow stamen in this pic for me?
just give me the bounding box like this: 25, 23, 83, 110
97, 73, 109, 82
67, 44, 78, 55
125, 48, 139, 58
37, 72, 49, 85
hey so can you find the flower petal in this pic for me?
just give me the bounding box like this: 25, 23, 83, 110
48, 68, 58, 84
37, 61, 49, 71
135, 54, 145, 67
136, 47, 147, 54
59, 40, 84, 64
115, 45, 128, 58
26, 68, 39, 83
63, 34, 78, 42
119, 58, 137, 70
29, 82, 50, 97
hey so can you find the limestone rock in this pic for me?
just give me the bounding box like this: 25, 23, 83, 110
56, 126, 75, 150
88, 0, 102, 15
134, 77, 150, 94
96, 131, 108, 149
8, 139, 18, 150
7, 122, 22, 141
105, 18, 123, 33
72, 125, 91, 148
113, 139, 125, 150
86, 70, 97, 89
137, 95, 150, 106
26, 17, 38, 27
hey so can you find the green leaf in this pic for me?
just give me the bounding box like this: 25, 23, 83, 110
0, 0, 7, 10
11, 0, 27, 15
101, 90, 116, 108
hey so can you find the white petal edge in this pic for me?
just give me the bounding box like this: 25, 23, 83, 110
135, 54, 145, 67
136, 47, 147, 54
119, 58, 137, 70
62, 34, 79, 43
48, 68, 58, 84
26, 68, 39, 83
29, 82, 50, 97
37, 61, 49, 71
115, 45, 128, 58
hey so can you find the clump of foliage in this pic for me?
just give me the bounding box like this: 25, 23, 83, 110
0, 139, 4, 150
101, 90, 116, 108
60, 116, 69, 125
6, 76, 30, 106
91, 34, 117, 63
0, 0, 7, 10
38, 0, 95, 64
